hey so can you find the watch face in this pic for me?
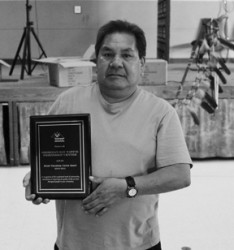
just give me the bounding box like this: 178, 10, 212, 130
128, 188, 137, 197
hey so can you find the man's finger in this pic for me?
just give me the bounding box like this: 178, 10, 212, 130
23, 172, 31, 187
25, 177, 33, 200
32, 197, 43, 205
25, 193, 36, 201
89, 176, 105, 184
96, 207, 108, 217
83, 202, 106, 215
82, 193, 100, 210
82, 188, 99, 204
42, 199, 50, 204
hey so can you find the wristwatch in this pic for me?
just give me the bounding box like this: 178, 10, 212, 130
125, 176, 138, 198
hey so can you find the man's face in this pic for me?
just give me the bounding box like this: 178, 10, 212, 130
96, 32, 145, 99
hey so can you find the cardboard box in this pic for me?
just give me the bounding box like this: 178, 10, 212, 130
35, 57, 96, 87
142, 59, 167, 85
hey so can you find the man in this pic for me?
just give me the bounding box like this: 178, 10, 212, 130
23, 20, 192, 250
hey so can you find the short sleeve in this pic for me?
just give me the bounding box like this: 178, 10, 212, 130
156, 107, 192, 168
47, 92, 69, 115
47, 96, 61, 115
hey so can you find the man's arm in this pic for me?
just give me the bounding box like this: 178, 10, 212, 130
82, 163, 191, 216
135, 163, 191, 195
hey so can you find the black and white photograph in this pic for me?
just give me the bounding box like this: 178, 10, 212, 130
0, 0, 234, 249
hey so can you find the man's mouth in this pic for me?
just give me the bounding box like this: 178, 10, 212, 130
106, 73, 125, 78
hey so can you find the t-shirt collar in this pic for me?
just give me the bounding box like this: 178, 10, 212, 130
96, 83, 140, 114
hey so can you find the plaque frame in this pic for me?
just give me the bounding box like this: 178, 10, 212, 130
30, 114, 92, 199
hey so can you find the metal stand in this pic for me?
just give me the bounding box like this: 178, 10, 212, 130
9, 0, 47, 80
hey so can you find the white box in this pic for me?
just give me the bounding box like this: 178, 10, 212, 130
142, 59, 167, 85
35, 57, 96, 87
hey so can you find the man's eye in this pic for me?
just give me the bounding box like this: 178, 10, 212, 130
103, 53, 114, 59
123, 54, 133, 60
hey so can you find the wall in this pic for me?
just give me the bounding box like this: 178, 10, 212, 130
170, 0, 234, 59
1, 0, 233, 60
0, 0, 157, 59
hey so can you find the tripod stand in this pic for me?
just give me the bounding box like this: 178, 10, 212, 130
9, 0, 47, 80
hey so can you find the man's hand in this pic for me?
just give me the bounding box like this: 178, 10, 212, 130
82, 176, 126, 217
23, 171, 50, 205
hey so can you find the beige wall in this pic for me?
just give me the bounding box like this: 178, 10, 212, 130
0, 0, 157, 59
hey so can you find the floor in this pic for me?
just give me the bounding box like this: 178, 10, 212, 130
159, 159, 234, 250
1, 159, 234, 250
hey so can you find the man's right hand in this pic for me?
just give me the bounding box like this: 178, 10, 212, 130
23, 171, 50, 205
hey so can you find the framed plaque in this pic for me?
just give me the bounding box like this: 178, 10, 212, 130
30, 114, 92, 199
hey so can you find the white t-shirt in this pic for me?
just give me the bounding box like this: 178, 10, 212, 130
49, 83, 192, 250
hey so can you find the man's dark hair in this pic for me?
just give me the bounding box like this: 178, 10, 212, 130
95, 20, 146, 59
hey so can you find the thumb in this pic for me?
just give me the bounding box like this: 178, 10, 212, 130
23, 172, 31, 187
89, 176, 105, 184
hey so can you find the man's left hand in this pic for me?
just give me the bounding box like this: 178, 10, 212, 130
82, 176, 126, 217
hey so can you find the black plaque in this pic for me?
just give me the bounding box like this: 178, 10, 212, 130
30, 114, 92, 199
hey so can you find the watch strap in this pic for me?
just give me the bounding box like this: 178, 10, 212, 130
125, 176, 136, 187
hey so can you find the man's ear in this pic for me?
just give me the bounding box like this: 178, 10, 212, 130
140, 57, 146, 74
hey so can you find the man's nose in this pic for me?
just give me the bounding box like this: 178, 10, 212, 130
110, 55, 123, 68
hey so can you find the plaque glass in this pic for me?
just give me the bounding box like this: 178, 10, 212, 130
30, 114, 91, 199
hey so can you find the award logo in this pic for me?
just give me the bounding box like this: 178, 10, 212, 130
51, 132, 65, 143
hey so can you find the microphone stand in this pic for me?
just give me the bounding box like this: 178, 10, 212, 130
9, 0, 47, 80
